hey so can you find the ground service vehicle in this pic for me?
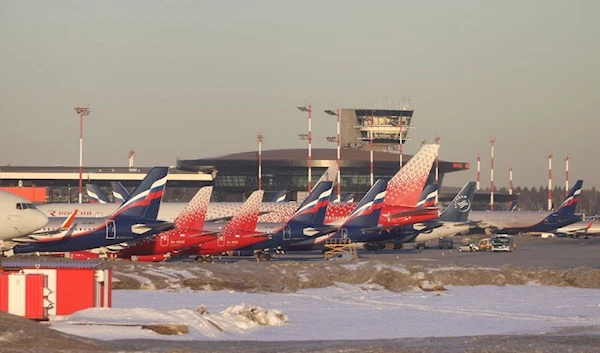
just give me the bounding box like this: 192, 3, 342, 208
458, 237, 479, 252
438, 237, 454, 249
491, 234, 514, 252
478, 238, 492, 251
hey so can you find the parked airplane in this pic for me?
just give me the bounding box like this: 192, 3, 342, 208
86, 184, 111, 204
381, 181, 478, 247
471, 180, 584, 236
285, 179, 387, 251
36, 144, 438, 228
6, 167, 174, 255
0, 190, 49, 249
550, 219, 600, 238
67, 186, 218, 261
187, 181, 334, 262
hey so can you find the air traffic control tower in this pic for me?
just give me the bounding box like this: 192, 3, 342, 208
339, 108, 413, 152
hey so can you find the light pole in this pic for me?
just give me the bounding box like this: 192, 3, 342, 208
297, 105, 312, 191
564, 155, 569, 197
490, 137, 496, 211
74, 104, 90, 204
548, 153, 553, 211
325, 109, 341, 202
257, 133, 264, 190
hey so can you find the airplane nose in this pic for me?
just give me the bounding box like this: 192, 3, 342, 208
35, 211, 49, 231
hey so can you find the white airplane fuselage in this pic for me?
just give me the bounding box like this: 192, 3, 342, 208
412, 222, 472, 243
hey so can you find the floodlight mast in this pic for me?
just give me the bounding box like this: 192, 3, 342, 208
297, 105, 312, 191
74, 104, 90, 204
325, 109, 341, 201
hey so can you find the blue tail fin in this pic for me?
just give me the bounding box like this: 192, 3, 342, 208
288, 181, 333, 224
341, 193, 355, 202
439, 182, 476, 222
86, 184, 111, 204
270, 190, 288, 203
416, 184, 438, 208
555, 180, 583, 216
109, 167, 169, 220
110, 181, 130, 204
508, 200, 518, 211
340, 179, 387, 228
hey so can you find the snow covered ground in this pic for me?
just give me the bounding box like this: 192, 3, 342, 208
50, 284, 600, 341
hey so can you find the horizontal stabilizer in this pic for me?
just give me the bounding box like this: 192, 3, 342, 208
131, 222, 175, 235
383, 207, 438, 219
206, 211, 273, 223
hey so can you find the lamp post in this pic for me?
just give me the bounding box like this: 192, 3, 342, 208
257, 133, 264, 190
74, 104, 90, 204
297, 105, 312, 191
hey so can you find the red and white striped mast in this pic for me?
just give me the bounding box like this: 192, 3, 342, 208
548, 153, 553, 211
398, 115, 404, 169
476, 154, 481, 190
564, 155, 569, 197
509, 165, 513, 195
490, 137, 496, 211
434, 135, 441, 204
325, 109, 342, 201
257, 132, 264, 190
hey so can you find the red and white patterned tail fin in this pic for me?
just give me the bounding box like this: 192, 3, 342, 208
224, 190, 265, 233
314, 165, 339, 187
384, 144, 439, 207
174, 186, 213, 231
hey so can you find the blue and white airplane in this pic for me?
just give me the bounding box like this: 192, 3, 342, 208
8, 167, 175, 255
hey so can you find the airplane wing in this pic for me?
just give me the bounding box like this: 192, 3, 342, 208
30, 223, 79, 242
30, 210, 79, 237
131, 222, 175, 235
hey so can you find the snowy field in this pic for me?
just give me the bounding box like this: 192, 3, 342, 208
50, 284, 600, 341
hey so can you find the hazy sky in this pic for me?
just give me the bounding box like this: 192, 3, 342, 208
1, 0, 598, 188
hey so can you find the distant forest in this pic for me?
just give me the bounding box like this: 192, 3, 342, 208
487, 186, 599, 215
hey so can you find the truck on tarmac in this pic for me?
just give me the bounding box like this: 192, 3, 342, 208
491, 234, 515, 252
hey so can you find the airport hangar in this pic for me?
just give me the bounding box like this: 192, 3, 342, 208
0, 107, 516, 207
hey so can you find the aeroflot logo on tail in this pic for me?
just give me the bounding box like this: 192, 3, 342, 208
48, 210, 93, 217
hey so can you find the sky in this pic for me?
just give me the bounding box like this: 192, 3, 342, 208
1, 0, 598, 188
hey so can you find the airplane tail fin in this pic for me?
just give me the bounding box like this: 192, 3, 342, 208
223, 190, 264, 233
416, 184, 438, 208
289, 181, 333, 225
341, 193, 355, 203
439, 182, 476, 222
555, 180, 583, 216
339, 179, 387, 228
270, 190, 288, 203
384, 144, 439, 207
508, 200, 518, 211
86, 184, 111, 204
111, 181, 130, 204
109, 167, 169, 220
174, 186, 213, 230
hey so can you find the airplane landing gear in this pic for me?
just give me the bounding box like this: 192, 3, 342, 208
256, 251, 273, 261
195, 255, 214, 263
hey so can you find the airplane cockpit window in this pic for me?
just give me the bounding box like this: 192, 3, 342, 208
15, 203, 37, 210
